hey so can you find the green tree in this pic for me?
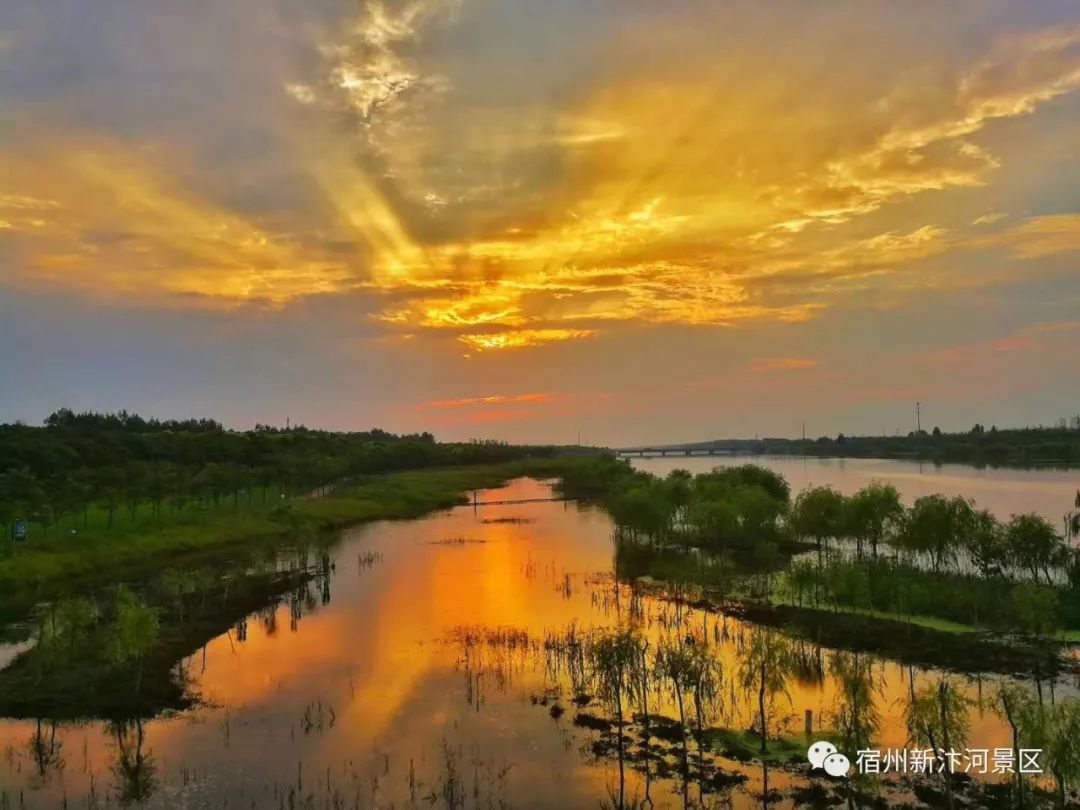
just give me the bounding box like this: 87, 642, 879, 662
739, 627, 793, 753
590, 629, 641, 809
791, 486, 846, 555
905, 677, 969, 810
899, 495, 973, 573
1045, 700, 1080, 809
995, 683, 1036, 808
830, 652, 881, 754
1005, 513, 1066, 585
964, 509, 1007, 579
656, 635, 698, 803
846, 482, 903, 558
1009, 582, 1060, 640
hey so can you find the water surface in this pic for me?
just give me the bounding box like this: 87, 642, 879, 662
1, 476, 1076, 808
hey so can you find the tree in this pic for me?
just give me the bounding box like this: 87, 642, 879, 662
1005, 513, 1066, 585
830, 652, 881, 754
964, 509, 1007, 579
608, 482, 673, 542
1009, 582, 1060, 640
656, 635, 698, 803
590, 629, 640, 808
711, 464, 791, 505
1045, 700, 1080, 809
996, 683, 1036, 808
790, 486, 846, 555
95, 467, 126, 530
846, 482, 903, 558
739, 627, 793, 753
899, 495, 973, 573
905, 677, 969, 810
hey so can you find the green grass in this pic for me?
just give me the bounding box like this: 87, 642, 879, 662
701, 727, 844, 764
768, 589, 985, 635
769, 586, 1080, 642
0, 458, 577, 611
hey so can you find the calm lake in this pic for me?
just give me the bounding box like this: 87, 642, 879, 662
2, 459, 1079, 808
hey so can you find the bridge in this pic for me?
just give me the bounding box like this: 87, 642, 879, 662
614, 446, 734, 458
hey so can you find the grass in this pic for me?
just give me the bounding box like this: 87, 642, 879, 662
767, 589, 985, 636
769, 585, 1080, 643
701, 727, 844, 764
0, 457, 578, 613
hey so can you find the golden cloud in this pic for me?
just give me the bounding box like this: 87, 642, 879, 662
457, 329, 597, 352
4, 12, 1080, 354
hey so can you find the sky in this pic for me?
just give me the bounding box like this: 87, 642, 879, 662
1, 0, 1079, 445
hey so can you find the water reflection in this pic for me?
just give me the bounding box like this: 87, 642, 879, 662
110, 720, 156, 805
0, 477, 1076, 809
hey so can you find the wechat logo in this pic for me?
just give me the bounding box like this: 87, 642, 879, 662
808, 741, 850, 778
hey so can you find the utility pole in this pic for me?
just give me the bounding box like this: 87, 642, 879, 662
801, 421, 806, 441
915, 402, 921, 433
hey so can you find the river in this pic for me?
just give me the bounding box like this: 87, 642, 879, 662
1, 465, 1079, 808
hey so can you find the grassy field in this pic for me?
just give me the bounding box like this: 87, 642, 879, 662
0, 458, 577, 611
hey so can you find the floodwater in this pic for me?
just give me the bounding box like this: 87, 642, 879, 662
632, 455, 1080, 527
1, 475, 1077, 809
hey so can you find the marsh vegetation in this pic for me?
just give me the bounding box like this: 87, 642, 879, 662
1, 465, 1079, 808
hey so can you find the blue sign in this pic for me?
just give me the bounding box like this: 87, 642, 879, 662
12, 518, 28, 542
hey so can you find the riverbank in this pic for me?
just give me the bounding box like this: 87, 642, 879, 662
0, 457, 580, 616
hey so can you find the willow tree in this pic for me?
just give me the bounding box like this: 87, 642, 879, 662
830, 652, 881, 755
590, 628, 641, 809
906, 677, 969, 810
846, 482, 903, 559
739, 628, 793, 754
790, 486, 846, 557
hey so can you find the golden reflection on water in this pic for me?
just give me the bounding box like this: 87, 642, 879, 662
0, 477, 1075, 808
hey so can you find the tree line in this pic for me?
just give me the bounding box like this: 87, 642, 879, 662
0, 409, 560, 541
555, 456, 1080, 632
675, 422, 1080, 466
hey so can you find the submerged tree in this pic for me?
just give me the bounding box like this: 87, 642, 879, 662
656, 634, 698, 805
590, 628, 641, 809
1045, 700, 1080, 810
739, 628, 793, 754
905, 677, 969, 810
997, 684, 1080, 809
830, 652, 881, 755
996, 683, 1036, 809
